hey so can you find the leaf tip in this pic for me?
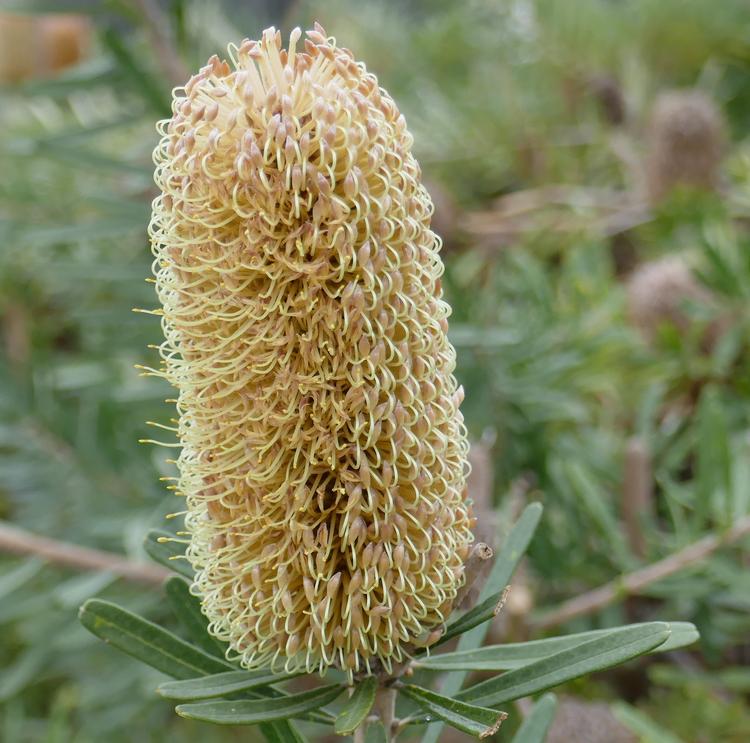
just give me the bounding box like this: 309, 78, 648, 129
493, 585, 512, 616
480, 711, 508, 739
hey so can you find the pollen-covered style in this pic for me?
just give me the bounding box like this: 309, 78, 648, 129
148, 24, 474, 675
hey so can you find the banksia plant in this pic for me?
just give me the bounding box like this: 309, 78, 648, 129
645, 90, 726, 203
80, 24, 699, 742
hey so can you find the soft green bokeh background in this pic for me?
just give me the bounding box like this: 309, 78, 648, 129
1, 1, 749, 740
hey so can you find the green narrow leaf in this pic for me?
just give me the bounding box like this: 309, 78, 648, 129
563, 461, 630, 567
79, 599, 233, 679
0, 647, 49, 702
400, 684, 508, 739
415, 622, 699, 671
144, 529, 194, 579
365, 721, 387, 743
421, 503, 543, 743
0, 558, 44, 599
101, 27, 171, 114
510, 694, 557, 743
78, 600, 311, 739
260, 720, 307, 743
158, 669, 299, 701
22, 218, 142, 246
334, 677, 378, 735
730, 438, 750, 520
458, 622, 670, 707
164, 576, 227, 658
176, 684, 344, 725
652, 622, 700, 653
35, 142, 152, 176
612, 702, 686, 743
19, 62, 121, 97
695, 385, 732, 527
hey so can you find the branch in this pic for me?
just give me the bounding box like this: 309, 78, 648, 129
0, 520, 170, 586
533, 515, 750, 631
374, 686, 397, 742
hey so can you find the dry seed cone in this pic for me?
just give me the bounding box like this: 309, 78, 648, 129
626, 256, 713, 343
646, 89, 726, 203
148, 25, 474, 676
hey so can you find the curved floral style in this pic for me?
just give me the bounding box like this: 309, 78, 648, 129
148, 23, 474, 676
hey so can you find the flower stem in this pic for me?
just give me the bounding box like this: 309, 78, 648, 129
374, 686, 397, 742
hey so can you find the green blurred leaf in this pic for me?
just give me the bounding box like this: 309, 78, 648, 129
175, 684, 344, 725
259, 720, 307, 743
34, 142, 152, 176
144, 530, 193, 579
400, 684, 507, 738
52, 570, 116, 609
18, 62, 122, 98
334, 677, 378, 735
613, 702, 686, 743
365, 721, 387, 743
164, 576, 226, 658
510, 694, 557, 743
730, 438, 750, 520
0, 647, 49, 702
458, 622, 671, 707
0, 558, 44, 599
19, 218, 142, 246
157, 669, 299, 701
696, 385, 732, 526
101, 28, 171, 115
561, 461, 631, 567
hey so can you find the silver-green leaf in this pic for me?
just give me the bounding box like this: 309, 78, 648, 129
416, 621, 699, 672
79, 598, 234, 679
176, 684, 344, 725
334, 676, 378, 735
458, 622, 671, 707
78, 599, 307, 740
158, 669, 300, 701
400, 684, 508, 739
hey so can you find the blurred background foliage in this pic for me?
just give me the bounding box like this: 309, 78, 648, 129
0, 0, 749, 741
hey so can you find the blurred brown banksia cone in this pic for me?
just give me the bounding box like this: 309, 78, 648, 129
645, 89, 726, 204
147, 25, 474, 677
626, 255, 725, 349
0, 13, 91, 84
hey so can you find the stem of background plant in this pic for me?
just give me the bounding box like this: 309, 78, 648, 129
533, 514, 750, 630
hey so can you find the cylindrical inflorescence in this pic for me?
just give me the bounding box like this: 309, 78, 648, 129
646, 89, 726, 203
148, 24, 474, 676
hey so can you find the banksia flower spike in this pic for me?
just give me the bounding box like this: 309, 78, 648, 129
148, 25, 474, 677
626, 256, 713, 343
646, 89, 726, 203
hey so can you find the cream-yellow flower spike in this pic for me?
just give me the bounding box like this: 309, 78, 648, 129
148, 23, 474, 676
